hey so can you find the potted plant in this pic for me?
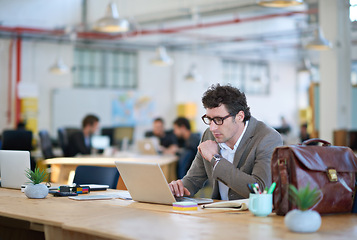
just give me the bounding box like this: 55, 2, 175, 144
284, 183, 322, 233
24, 168, 49, 199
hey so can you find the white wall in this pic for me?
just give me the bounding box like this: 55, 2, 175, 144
0, 39, 12, 130
0, 39, 300, 142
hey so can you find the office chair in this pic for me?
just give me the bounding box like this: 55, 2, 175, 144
1, 129, 35, 170
39, 130, 56, 159
57, 128, 69, 157
72, 166, 120, 189
58, 128, 80, 157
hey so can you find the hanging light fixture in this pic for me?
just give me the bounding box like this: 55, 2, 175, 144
305, 27, 332, 51
257, 0, 303, 7
93, 2, 129, 33
184, 64, 201, 81
49, 58, 69, 75
298, 58, 311, 73
151, 46, 174, 66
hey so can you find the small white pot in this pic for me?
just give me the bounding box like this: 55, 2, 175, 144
24, 184, 49, 199
284, 209, 321, 233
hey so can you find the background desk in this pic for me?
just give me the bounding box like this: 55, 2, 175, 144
42, 154, 177, 189
0, 188, 356, 240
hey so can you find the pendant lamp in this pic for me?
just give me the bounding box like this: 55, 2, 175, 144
49, 58, 69, 75
305, 27, 332, 51
298, 58, 311, 73
93, 2, 129, 33
151, 46, 174, 66
257, 0, 303, 7
184, 64, 201, 81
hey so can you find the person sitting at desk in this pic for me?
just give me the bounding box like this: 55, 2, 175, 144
169, 84, 282, 200
146, 117, 178, 154
67, 114, 100, 157
173, 117, 201, 179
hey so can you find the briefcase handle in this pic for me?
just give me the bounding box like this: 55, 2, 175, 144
302, 138, 331, 146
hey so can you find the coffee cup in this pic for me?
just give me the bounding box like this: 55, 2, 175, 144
249, 193, 272, 217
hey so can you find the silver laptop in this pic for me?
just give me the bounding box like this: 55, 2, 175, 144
115, 161, 213, 205
136, 139, 159, 155
91, 135, 110, 150
0, 150, 31, 189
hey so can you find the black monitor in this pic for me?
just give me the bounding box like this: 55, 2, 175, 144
101, 127, 134, 147
114, 127, 134, 145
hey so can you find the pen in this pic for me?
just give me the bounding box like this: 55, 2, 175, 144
254, 183, 261, 194
251, 184, 258, 194
267, 182, 276, 194
247, 183, 255, 194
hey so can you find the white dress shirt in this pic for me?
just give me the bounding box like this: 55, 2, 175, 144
217, 120, 249, 200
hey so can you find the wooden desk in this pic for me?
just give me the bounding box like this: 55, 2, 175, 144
0, 188, 356, 240
42, 154, 178, 188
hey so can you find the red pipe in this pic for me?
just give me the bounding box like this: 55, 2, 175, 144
78, 8, 318, 40
0, 9, 318, 41
7, 40, 14, 125
15, 38, 22, 125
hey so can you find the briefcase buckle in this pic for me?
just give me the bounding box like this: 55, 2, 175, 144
327, 168, 338, 182
278, 158, 287, 165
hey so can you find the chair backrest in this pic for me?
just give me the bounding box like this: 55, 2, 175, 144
57, 128, 68, 156
73, 166, 120, 189
58, 128, 80, 157
1, 130, 33, 151
39, 130, 55, 159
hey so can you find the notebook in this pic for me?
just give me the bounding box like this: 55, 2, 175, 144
136, 139, 159, 155
114, 161, 213, 205
0, 150, 31, 189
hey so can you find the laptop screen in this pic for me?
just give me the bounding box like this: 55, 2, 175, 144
91, 135, 110, 150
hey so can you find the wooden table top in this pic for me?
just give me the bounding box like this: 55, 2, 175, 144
42, 154, 177, 166
0, 188, 356, 240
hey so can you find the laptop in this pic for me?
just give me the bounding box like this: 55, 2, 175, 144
136, 139, 159, 155
114, 161, 213, 205
0, 150, 31, 189
91, 135, 110, 150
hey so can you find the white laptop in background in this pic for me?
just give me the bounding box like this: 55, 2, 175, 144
91, 135, 110, 150
136, 138, 159, 155
114, 161, 213, 205
0, 150, 31, 189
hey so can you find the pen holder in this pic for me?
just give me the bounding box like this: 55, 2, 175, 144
249, 193, 272, 217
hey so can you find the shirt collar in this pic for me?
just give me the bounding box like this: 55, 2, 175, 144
218, 120, 249, 151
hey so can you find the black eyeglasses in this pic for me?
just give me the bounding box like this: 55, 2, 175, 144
201, 113, 235, 125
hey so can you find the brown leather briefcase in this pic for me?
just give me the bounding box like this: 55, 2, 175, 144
271, 138, 357, 216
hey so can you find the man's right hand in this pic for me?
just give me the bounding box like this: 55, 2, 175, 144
169, 180, 190, 197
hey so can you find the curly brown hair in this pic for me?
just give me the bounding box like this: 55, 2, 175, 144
202, 84, 251, 121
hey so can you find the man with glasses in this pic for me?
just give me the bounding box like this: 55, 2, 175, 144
169, 84, 282, 200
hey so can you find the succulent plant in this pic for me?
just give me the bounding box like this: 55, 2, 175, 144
289, 183, 321, 211
25, 168, 48, 185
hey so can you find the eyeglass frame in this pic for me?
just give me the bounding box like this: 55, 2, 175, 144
201, 113, 236, 126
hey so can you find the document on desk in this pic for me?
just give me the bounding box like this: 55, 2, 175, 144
69, 191, 132, 201
201, 199, 249, 210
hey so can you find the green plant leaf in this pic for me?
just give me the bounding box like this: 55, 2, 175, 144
289, 183, 321, 211
25, 168, 48, 185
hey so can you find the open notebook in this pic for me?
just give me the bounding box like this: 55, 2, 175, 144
115, 161, 213, 205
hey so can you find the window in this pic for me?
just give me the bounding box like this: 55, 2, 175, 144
222, 60, 270, 95
74, 48, 138, 89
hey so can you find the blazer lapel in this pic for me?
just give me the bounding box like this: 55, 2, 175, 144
232, 117, 257, 167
